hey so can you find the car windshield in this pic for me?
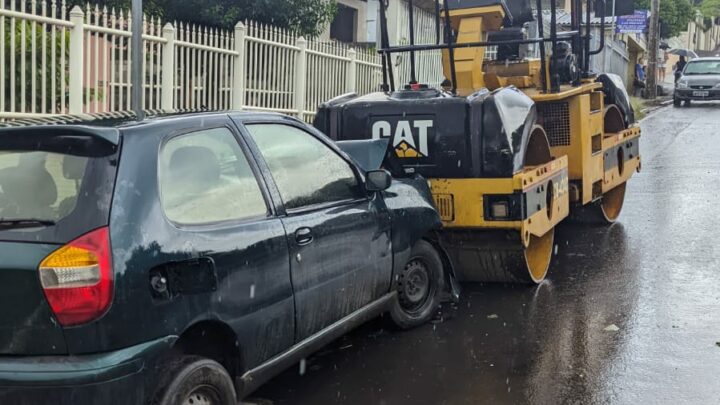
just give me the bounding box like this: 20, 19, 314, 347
684, 61, 720, 75
0, 150, 88, 223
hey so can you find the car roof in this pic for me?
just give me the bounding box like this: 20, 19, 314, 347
0, 110, 292, 129
0, 110, 298, 145
688, 57, 720, 62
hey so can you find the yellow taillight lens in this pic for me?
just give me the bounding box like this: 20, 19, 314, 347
40, 246, 101, 289
41, 245, 99, 268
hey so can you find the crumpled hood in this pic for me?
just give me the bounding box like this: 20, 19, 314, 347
336, 138, 391, 171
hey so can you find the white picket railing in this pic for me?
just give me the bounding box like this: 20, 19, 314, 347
395, 0, 444, 89
0, 0, 383, 122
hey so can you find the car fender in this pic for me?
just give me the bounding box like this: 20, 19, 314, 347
381, 176, 459, 300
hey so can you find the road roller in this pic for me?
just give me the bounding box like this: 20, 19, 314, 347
314, 0, 640, 284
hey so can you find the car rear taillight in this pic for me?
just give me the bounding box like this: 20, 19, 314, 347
39, 227, 113, 326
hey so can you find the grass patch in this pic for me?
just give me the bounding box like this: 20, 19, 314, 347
631, 97, 647, 121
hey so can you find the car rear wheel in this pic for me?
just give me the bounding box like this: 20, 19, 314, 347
153, 356, 237, 405
389, 240, 445, 330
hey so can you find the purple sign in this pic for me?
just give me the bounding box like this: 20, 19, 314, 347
617, 10, 649, 34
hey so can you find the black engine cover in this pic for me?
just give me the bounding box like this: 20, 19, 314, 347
314, 86, 538, 179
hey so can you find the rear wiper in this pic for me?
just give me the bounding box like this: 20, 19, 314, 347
0, 218, 56, 230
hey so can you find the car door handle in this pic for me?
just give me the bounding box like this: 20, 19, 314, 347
295, 227, 314, 246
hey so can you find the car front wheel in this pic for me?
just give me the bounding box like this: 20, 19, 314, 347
153, 356, 237, 405
673, 97, 681, 107
389, 240, 445, 329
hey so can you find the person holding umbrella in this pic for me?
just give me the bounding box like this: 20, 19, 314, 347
668, 48, 697, 83
674, 55, 687, 83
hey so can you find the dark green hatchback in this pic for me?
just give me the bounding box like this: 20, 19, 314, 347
0, 112, 452, 405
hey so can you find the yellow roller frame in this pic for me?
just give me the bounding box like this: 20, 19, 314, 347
430, 155, 569, 247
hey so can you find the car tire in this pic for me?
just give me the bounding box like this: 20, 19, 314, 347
684, 100, 692, 107
152, 356, 237, 405
673, 97, 681, 107
389, 240, 445, 330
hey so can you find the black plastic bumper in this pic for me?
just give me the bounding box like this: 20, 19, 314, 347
675, 89, 720, 101
0, 336, 176, 405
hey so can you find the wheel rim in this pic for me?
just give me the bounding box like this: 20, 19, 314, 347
600, 182, 627, 222
183, 385, 221, 405
523, 228, 555, 283
398, 259, 433, 313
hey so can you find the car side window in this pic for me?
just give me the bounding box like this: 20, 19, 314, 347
159, 127, 268, 225
245, 124, 363, 210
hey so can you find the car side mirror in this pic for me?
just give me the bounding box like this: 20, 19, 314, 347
365, 170, 392, 192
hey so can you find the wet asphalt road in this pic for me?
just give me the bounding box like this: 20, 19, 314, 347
254, 102, 720, 405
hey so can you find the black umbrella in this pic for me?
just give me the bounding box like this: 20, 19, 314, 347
668, 48, 699, 58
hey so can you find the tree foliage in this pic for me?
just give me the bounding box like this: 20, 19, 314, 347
72, 0, 337, 37
635, 0, 696, 38
698, 0, 720, 18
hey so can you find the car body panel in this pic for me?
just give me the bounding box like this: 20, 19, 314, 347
0, 336, 174, 405
279, 199, 393, 341
0, 242, 67, 355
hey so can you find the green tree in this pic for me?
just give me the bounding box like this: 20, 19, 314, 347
699, 0, 720, 17
74, 0, 337, 38
634, 0, 696, 38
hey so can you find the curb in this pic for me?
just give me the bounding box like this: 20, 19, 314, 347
640, 99, 673, 119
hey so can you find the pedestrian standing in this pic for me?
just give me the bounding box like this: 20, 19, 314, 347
634, 57, 647, 96
657, 49, 667, 83
674, 55, 687, 83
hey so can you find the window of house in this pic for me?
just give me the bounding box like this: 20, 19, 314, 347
246, 124, 363, 210
330, 3, 357, 43
159, 127, 267, 225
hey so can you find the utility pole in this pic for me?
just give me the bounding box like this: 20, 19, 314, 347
611, 0, 617, 40
131, 0, 144, 119
646, 0, 660, 99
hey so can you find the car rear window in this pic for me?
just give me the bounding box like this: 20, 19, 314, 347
0, 151, 87, 222
0, 130, 119, 243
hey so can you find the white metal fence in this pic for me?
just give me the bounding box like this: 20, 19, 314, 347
395, 0, 444, 88
0, 0, 383, 121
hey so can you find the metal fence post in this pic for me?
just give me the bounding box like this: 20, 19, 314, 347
68, 6, 84, 114
232, 22, 246, 110
347, 48, 357, 93
161, 23, 175, 112
294, 37, 307, 119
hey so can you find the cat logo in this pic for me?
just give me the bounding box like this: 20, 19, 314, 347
371, 119, 433, 158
